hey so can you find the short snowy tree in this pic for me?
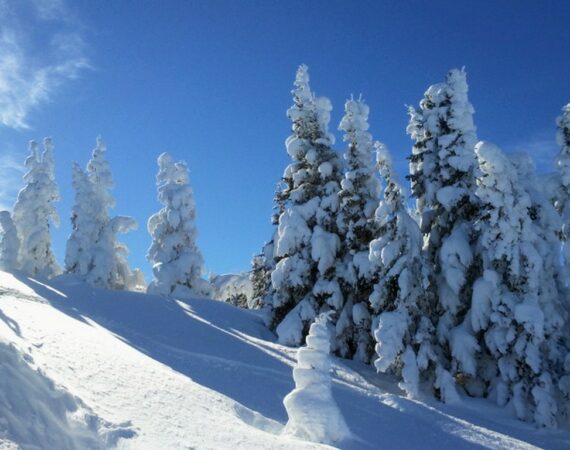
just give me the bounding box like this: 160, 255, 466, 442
407, 69, 481, 394
0, 211, 20, 271
12, 139, 61, 278
65, 138, 140, 290
472, 141, 568, 427
249, 247, 273, 309
147, 152, 211, 298
283, 313, 350, 444
269, 65, 344, 345
336, 97, 381, 362
369, 143, 434, 398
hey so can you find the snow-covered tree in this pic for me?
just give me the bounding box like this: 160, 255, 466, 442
369, 143, 434, 397
249, 247, 272, 310
407, 69, 481, 392
471, 141, 568, 427
283, 312, 350, 444
553, 104, 570, 278
65, 138, 140, 290
147, 152, 211, 299
268, 65, 344, 345
12, 139, 61, 278
0, 211, 20, 271
335, 97, 381, 361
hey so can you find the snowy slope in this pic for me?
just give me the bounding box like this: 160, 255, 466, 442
0, 271, 569, 449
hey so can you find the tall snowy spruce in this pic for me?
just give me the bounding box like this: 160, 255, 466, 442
283, 313, 350, 444
335, 97, 381, 361
553, 104, 570, 279
472, 141, 568, 427
65, 138, 141, 290
407, 69, 481, 396
12, 139, 61, 278
0, 211, 20, 271
369, 143, 434, 398
268, 65, 344, 346
147, 152, 211, 299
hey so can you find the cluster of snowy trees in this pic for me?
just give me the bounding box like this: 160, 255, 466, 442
0, 139, 209, 297
251, 65, 570, 427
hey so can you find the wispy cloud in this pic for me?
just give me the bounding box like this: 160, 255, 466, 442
0, 147, 24, 211
0, 0, 89, 129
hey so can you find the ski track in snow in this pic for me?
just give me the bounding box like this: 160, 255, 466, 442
0, 271, 569, 449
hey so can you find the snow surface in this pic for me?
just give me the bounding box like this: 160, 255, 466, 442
0, 271, 569, 449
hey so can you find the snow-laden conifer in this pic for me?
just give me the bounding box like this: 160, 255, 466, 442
12, 139, 61, 278
283, 312, 350, 444
472, 141, 567, 427
368, 143, 433, 397
553, 104, 570, 277
407, 69, 480, 391
335, 98, 381, 362
269, 65, 343, 345
147, 152, 211, 298
0, 211, 20, 271
65, 138, 140, 290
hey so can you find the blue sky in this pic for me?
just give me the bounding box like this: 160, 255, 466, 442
0, 0, 569, 277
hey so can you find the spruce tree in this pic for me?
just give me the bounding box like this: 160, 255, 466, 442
553, 104, 570, 278
407, 69, 481, 393
147, 152, 211, 298
269, 65, 344, 345
472, 141, 567, 427
0, 211, 20, 271
336, 97, 381, 361
369, 143, 434, 397
13, 138, 61, 278
65, 138, 139, 290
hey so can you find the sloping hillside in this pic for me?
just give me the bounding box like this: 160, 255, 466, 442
0, 271, 568, 449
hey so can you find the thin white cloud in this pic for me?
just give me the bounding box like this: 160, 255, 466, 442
0, 0, 89, 129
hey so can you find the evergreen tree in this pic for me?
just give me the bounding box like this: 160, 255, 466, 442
336, 97, 381, 361
0, 211, 20, 271
369, 143, 434, 397
553, 104, 570, 278
471, 141, 567, 427
268, 65, 344, 345
249, 249, 272, 309
407, 69, 481, 392
283, 312, 350, 444
147, 152, 211, 298
65, 138, 140, 290
13, 139, 61, 278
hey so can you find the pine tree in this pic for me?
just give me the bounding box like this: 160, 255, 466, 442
12, 139, 61, 278
268, 65, 344, 346
65, 138, 139, 290
283, 312, 350, 444
471, 141, 567, 427
0, 211, 20, 271
407, 69, 481, 392
369, 142, 434, 397
147, 152, 211, 298
249, 249, 272, 309
336, 97, 381, 361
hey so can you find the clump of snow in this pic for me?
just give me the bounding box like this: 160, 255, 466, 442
283, 313, 350, 445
